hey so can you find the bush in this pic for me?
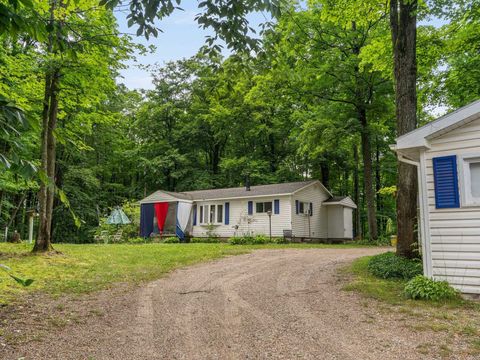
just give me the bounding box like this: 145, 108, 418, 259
404, 275, 459, 301
228, 235, 283, 245
162, 236, 180, 243
125, 237, 149, 244
190, 237, 221, 243
367, 252, 422, 280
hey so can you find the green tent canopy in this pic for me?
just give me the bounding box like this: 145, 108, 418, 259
106, 208, 131, 225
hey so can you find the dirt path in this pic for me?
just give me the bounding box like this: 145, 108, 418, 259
3, 248, 474, 359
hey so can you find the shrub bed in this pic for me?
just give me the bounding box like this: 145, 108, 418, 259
228, 235, 286, 245
367, 252, 422, 280
162, 236, 180, 243
404, 275, 459, 301
190, 237, 222, 243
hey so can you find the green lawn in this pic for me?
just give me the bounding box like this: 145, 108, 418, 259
343, 255, 477, 308
0, 242, 366, 304
343, 256, 480, 357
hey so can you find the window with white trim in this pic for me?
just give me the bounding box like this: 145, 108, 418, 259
460, 156, 480, 206
199, 204, 224, 224
256, 201, 272, 213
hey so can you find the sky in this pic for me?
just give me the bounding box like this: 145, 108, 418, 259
115, 3, 267, 90
115, 3, 447, 92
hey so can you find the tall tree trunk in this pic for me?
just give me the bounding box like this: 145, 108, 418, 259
359, 108, 378, 240
375, 140, 382, 233
353, 144, 361, 239
320, 161, 330, 189
35, 73, 54, 252
34, 0, 60, 252
390, 0, 418, 258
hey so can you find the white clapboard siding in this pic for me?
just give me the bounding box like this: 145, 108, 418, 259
191, 195, 292, 238
431, 244, 480, 252
431, 234, 480, 244
291, 182, 330, 238
433, 275, 480, 287
431, 251, 480, 261
432, 259, 480, 269
433, 267, 480, 278
423, 117, 480, 293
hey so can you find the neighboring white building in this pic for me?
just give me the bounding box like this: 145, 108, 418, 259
393, 99, 480, 295
139, 180, 356, 242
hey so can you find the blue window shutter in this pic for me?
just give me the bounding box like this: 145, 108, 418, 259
295, 200, 299, 214
225, 202, 230, 224
274, 199, 280, 214
309, 202, 313, 216
193, 205, 197, 226
248, 201, 253, 215
433, 155, 460, 209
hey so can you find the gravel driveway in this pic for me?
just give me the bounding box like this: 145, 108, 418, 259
5, 248, 469, 359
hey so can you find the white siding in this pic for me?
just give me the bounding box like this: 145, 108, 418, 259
291, 183, 330, 238
327, 206, 344, 239
191, 195, 292, 238
344, 207, 353, 239
423, 117, 480, 294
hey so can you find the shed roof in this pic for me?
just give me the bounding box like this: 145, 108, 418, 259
139, 180, 329, 204
323, 196, 357, 209
395, 99, 480, 152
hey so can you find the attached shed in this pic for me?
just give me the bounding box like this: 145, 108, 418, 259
323, 196, 357, 240
393, 99, 480, 295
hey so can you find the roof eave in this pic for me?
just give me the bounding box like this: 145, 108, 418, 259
292, 180, 332, 197
192, 193, 293, 202
395, 99, 480, 151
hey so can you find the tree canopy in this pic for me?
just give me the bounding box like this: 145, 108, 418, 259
0, 0, 478, 247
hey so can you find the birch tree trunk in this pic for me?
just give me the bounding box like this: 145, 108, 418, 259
390, 0, 418, 258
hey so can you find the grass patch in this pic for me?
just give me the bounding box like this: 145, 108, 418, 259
344, 255, 480, 356
342, 256, 407, 305
0, 242, 370, 304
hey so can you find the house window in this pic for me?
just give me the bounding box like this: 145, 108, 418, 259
461, 156, 480, 206
217, 204, 223, 223
256, 201, 272, 213
199, 204, 223, 224
298, 201, 311, 215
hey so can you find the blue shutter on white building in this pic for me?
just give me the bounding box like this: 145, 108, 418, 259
225, 202, 230, 224
274, 199, 280, 214
248, 201, 253, 215
193, 205, 197, 226
295, 200, 299, 214
432, 155, 460, 209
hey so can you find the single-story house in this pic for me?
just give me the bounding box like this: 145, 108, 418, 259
138, 180, 356, 242
393, 99, 480, 295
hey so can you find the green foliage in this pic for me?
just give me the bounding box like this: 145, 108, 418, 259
0, 263, 34, 287
367, 252, 423, 280
190, 237, 222, 243
404, 275, 459, 301
125, 237, 149, 244
162, 236, 180, 243
229, 234, 283, 245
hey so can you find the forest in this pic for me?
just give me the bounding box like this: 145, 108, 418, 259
0, 0, 479, 247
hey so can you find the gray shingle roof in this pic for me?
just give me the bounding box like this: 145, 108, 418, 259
140, 180, 321, 203
185, 180, 319, 200
324, 196, 348, 203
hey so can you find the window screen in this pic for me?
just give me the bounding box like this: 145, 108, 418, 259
470, 162, 480, 197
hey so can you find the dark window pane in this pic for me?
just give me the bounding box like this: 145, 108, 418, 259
265, 202, 272, 212
217, 205, 223, 223
256, 202, 263, 213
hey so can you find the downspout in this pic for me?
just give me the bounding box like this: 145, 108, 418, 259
396, 152, 432, 278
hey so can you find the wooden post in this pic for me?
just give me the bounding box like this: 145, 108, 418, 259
28, 213, 34, 244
